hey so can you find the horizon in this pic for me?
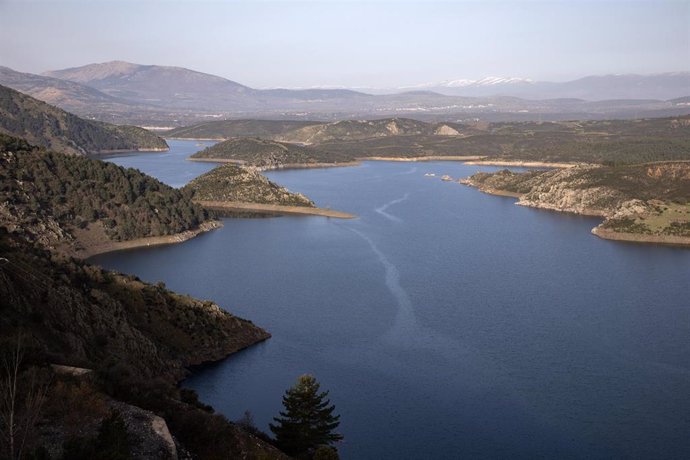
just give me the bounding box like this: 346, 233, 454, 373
1, 0, 688, 88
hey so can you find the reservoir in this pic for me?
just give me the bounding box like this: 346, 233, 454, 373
91, 140, 690, 459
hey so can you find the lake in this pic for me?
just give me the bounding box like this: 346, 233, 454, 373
91, 140, 690, 459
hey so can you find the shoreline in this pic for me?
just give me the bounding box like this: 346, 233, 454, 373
78, 220, 223, 259
459, 179, 690, 247
462, 160, 581, 168
591, 227, 690, 247
195, 200, 356, 219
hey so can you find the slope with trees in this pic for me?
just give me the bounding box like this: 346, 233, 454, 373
0, 84, 168, 155
0, 134, 210, 256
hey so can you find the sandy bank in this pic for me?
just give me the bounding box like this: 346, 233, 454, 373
361, 155, 486, 162
196, 200, 355, 219
462, 160, 580, 168
591, 227, 690, 247
77, 220, 222, 259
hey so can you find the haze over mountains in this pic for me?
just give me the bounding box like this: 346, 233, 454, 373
0, 61, 688, 126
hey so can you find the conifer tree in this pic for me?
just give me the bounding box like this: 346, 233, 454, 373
269, 375, 342, 456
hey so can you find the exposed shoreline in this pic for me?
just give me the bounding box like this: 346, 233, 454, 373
462, 159, 580, 168
195, 200, 356, 219
591, 227, 690, 247
459, 178, 690, 247
78, 220, 223, 259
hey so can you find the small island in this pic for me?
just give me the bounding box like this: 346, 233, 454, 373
189, 137, 357, 170
184, 163, 355, 218
460, 162, 690, 246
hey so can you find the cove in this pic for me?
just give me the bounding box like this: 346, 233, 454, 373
91, 140, 690, 459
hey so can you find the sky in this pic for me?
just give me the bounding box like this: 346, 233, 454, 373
1, 0, 688, 88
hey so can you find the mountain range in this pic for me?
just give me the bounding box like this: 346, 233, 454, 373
0, 61, 688, 126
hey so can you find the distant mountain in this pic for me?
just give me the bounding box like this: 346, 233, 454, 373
0, 84, 167, 155
43, 61, 258, 110
0, 62, 685, 125
412, 73, 690, 100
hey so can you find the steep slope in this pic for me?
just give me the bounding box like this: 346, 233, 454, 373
0, 134, 209, 256
0, 84, 168, 155
190, 136, 355, 168
461, 163, 690, 245
185, 164, 315, 207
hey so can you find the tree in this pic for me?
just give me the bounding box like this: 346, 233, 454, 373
269, 375, 342, 456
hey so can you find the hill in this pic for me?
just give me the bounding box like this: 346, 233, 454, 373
275, 117, 464, 144
0, 84, 167, 155
0, 225, 284, 459
185, 164, 315, 207
166, 119, 322, 140
190, 137, 356, 168
43, 61, 257, 111
0, 134, 209, 257
460, 162, 690, 245
314, 115, 690, 165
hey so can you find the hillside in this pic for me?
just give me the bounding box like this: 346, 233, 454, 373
314, 115, 690, 165
165, 119, 322, 139
0, 84, 168, 155
0, 134, 209, 257
275, 117, 463, 144
190, 136, 355, 168
461, 162, 690, 245
0, 227, 285, 458
44, 61, 257, 111
185, 164, 315, 207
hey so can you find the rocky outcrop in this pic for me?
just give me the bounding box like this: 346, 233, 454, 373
461, 163, 690, 246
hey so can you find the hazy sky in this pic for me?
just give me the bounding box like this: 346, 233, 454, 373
1, 0, 688, 88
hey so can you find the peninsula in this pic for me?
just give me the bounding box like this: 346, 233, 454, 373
460, 162, 690, 246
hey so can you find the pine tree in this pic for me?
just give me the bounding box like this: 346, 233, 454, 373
269, 375, 343, 456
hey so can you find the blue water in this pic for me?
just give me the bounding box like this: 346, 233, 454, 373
93, 140, 690, 459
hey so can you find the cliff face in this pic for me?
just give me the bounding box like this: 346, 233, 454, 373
185, 163, 315, 207
462, 163, 690, 245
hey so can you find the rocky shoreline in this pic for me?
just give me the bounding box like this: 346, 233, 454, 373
196, 200, 356, 219
459, 164, 690, 247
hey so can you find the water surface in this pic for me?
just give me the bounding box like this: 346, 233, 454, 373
94, 141, 690, 459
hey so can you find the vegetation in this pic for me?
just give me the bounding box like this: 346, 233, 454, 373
0, 84, 167, 156
0, 134, 208, 252
270, 375, 342, 458
184, 164, 315, 207
0, 229, 280, 458
183, 115, 690, 167
463, 162, 690, 241
190, 137, 355, 168
166, 119, 321, 139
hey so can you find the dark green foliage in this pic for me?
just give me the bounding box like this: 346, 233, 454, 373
270, 375, 342, 456
0, 84, 167, 155
191, 137, 354, 167
184, 164, 315, 207
0, 135, 208, 241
